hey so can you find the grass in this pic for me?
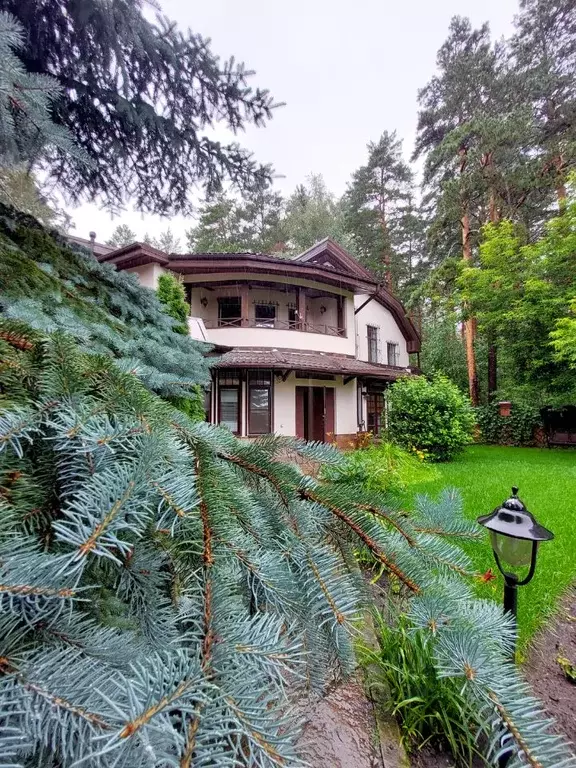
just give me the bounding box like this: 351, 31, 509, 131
403, 445, 576, 652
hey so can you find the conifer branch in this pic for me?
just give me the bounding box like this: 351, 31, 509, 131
488, 691, 543, 768
218, 451, 290, 506
356, 503, 417, 546
300, 488, 421, 593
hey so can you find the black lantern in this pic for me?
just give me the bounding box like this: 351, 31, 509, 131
478, 487, 553, 654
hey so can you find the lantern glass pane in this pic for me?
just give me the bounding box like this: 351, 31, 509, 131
490, 531, 534, 567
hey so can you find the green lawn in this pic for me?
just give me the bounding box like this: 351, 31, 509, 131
403, 445, 576, 652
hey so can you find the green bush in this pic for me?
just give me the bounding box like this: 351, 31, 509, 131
362, 615, 485, 765
387, 375, 475, 462
475, 402, 541, 446
322, 441, 437, 497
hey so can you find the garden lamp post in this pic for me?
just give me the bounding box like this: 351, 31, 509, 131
477, 487, 553, 653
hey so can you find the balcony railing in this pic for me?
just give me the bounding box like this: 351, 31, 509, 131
204, 318, 346, 337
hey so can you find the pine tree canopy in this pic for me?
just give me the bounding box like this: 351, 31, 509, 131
0, 204, 210, 399
4, 0, 278, 214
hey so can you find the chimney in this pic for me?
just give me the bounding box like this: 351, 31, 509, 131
89, 231, 96, 254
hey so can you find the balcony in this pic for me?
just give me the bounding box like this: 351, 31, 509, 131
187, 282, 356, 355
204, 317, 346, 337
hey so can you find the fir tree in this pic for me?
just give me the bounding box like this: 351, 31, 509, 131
6, 0, 277, 214
343, 131, 413, 288
0, 11, 87, 169
0, 204, 210, 400
236, 177, 285, 253
106, 224, 137, 249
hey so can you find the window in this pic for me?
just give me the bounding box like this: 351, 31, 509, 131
288, 307, 298, 329
367, 325, 379, 363
366, 392, 385, 435
254, 303, 276, 328
218, 297, 241, 327
248, 370, 272, 434
218, 369, 240, 433
387, 342, 400, 366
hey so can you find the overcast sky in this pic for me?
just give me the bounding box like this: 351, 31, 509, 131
66, 0, 519, 245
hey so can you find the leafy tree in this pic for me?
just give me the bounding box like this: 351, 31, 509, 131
186, 193, 246, 253
343, 130, 413, 287
460, 196, 576, 404
283, 174, 350, 253
551, 298, 576, 368
6, 0, 277, 214
387, 374, 476, 461
0, 322, 574, 766
511, 0, 576, 209
418, 313, 469, 394
106, 224, 137, 249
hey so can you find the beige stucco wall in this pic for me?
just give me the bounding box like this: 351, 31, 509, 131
124, 263, 168, 289
273, 373, 358, 436
354, 295, 409, 367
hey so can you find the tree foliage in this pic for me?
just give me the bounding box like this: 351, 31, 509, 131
0, 204, 210, 399
5, 0, 277, 214
106, 224, 137, 249
0, 322, 574, 766
460, 193, 576, 404
387, 375, 476, 461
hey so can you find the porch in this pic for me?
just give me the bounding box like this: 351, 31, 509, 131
209, 348, 407, 444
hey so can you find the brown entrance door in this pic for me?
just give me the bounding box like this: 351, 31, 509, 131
295, 387, 335, 442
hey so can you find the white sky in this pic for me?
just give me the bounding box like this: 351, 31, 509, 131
65, 0, 519, 245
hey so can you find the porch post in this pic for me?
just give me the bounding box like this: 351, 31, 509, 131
297, 287, 307, 331
240, 284, 249, 327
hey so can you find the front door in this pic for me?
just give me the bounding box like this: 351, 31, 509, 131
295, 387, 335, 442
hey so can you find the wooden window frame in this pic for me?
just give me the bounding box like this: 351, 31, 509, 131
366, 391, 385, 435
367, 325, 379, 363
386, 341, 400, 366
247, 369, 273, 435
217, 369, 241, 434
218, 296, 242, 327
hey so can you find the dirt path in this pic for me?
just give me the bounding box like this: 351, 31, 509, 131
524, 585, 576, 746
297, 676, 384, 768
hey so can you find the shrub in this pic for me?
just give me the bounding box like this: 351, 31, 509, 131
475, 402, 541, 446
322, 441, 437, 497
387, 375, 475, 461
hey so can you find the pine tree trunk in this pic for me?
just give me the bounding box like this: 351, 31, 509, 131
461, 207, 479, 406
487, 187, 499, 401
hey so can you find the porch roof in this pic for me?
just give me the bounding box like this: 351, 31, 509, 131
213, 347, 410, 380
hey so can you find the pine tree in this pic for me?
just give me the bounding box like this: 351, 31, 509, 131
186, 193, 246, 253
283, 174, 350, 253
414, 18, 501, 405
236, 177, 285, 253
6, 0, 277, 214
149, 228, 182, 255
106, 224, 137, 249
343, 131, 413, 288
0, 322, 574, 767
157, 273, 189, 335
511, 0, 576, 209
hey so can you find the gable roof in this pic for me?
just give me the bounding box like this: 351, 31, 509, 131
98, 239, 420, 351
295, 237, 375, 281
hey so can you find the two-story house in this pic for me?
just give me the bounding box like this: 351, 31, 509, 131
96, 238, 420, 447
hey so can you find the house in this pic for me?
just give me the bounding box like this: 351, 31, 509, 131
96, 238, 420, 447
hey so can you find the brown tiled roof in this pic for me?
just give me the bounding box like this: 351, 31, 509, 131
214, 347, 410, 380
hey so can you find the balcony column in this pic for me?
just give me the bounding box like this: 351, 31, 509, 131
297, 287, 306, 331
240, 284, 249, 327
